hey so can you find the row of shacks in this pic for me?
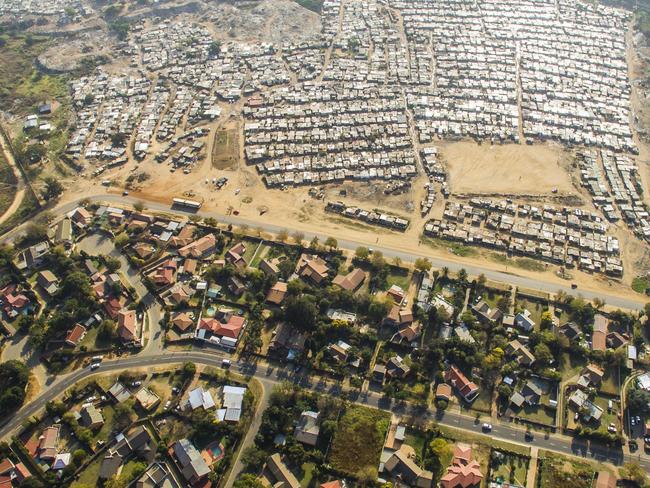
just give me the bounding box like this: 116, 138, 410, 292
326, 201, 410, 231
425, 199, 623, 276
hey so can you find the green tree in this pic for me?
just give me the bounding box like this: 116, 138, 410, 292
285, 295, 318, 331
324, 236, 338, 250
620, 462, 648, 486
41, 176, 64, 201
414, 257, 432, 273
234, 474, 266, 488
355, 246, 369, 260
627, 388, 650, 416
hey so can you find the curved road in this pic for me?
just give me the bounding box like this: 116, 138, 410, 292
0, 350, 648, 473
0, 127, 25, 226
0, 193, 645, 311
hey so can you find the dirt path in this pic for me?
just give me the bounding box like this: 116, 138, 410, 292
0, 128, 25, 226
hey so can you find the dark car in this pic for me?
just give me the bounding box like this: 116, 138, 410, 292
525, 431, 534, 441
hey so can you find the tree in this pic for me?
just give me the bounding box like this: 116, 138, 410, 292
533, 343, 553, 366
133, 201, 145, 212
234, 474, 266, 488
0, 361, 29, 415
22, 222, 48, 244
41, 177, 64, 201
98, 320, 117, 342
457, 268, 468, 283
627, 388, 650, 416
114, 233, 129, 248
414, 257, 432, 273
285, 295, 318, 331
105, 256, 121, 273
428, 438, 453, 478
593, 297, 605, 310
355, 246, 370, 260
182, 361, 197, 379
241, 446, 267, 471
22, 143, 46, 164
324, 236, 338, 250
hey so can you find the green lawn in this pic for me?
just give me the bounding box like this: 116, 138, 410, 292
70, 457, 102, 487
559, 352, 587, 382
463, 387, 493, 415
405, 429, 428, 458
514, 297, 547, 326
299, 462, 315, 488
329, 406, 390, 477
385, 268, 411, 291
95, 405, 115, 443
490, 451, 529, 486
631, 276, 650, 294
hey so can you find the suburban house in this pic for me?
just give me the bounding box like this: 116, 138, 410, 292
65, 324, 87, 347
383, 444, 434, 488
197, 309, 245, 347
294, 411, 320, 446
440, 443, 483, 488
151, 259, 178, 287
332, 268, 366, 292
0, 284, 30, 319
37, 270, 59, 296
171, 312, 195, 333
444, 365, 479, 402
472, 300, 502, 323
259, 258, 280, 276
108, 381, 131, 403
514, 309, 535, 332
178, 234, 217, 259
510, 381, 542, 408
18, 241, 50, 270
592, 314, 609, 352
578, 364, 605, 388
266, 453, 300, 488
117, 309, 138, 343
328, 340, 351, 362
135, 388, 161, 411
559, 322, 582, 341
225, 242, 247, 268
70, 207, 92, 227
173, 438, 210, 486
436, 383, 453, 402
505, 339, 536, 366
80, 405, 104, 429
185, 387, 215, 411
266, 281, 288, 305
386, 285, 406, 305
37, 425, 60, 461
295, 254, 329, 285
386, 355, 410, 379
269, 322, 307, 360
220, 385, 246, 422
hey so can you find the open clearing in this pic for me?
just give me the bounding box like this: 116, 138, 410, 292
442, 142, 576, 195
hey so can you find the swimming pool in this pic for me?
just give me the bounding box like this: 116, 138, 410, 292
204, 441, 225, 463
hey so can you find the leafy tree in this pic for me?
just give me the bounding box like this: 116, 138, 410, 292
241, 446, 267, 471
114, 232, 129, 248
182, 361, 197, 379
324, 236, 338, 250
533, 343, 553, 367
414, 257, 432, 273
285, 295, 318, 331
355, 246, 369, 260
0, 361, 29, 415
41, 176, 64, 201
98, 320, 117, 342
627, 388, 650, 416
620, 462, 648, 486
234, 474, 267, 488
277, 229, 289, 242
457, 268, 468, 283
105, 256, 121, 273
427, 438, 453, 479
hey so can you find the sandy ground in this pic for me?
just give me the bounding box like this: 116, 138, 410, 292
442, 141, 576, 195
0, 126, 25, 226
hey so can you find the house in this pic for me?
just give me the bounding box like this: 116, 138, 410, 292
80, 405, 104, 429
173, 438, 210, 485
133, 242, 156, 260
578, 364, 604, 388
135, 462, 178, 488
472, 300, 502, 323
165, 283, 194, 306
259, 258, 280, 276
37, 425, 60, 461
171, 312, 194, 333
384, 304, 413, 327
117, 309, 138, 342
606, 331, 628, 349
436, 383, 453, 401
52, 218, 73, 245
135, 388, 160, 411
440, 443, 484, 488
514, 309, 535, 332
151, 259, 177, 287
294, 411, 320, 446
198, 310, 245, 341
178, 234, 217, 259
559, 322, 581, 341
295, 254, 329, 285
19, 241, 49, 269
186, 387, 215, 411
222, 385, 246, 422
99, 427, 155, 480
225, 242, 247, 268
227, 276, 246, 296
520, 381, 542, 406
52, 453, 71, 470
328, 340, 351, 362
386, 285, 406, 304
37, 270, 59, 296
320, 481, 345, 488
65, 324, 86, 347
0, 285, 30, 319
108, 381, 131, 403
70, 207, 92, 227
383, 444, 434, 488
269, 322, 307, 360
372, 364, 387, 383
505, 339, 536, 366
266, 281, 288, 305
266, 453, 300, 488
386, 355, 410, 379
332, 268, 366, 291
592, 314, 609, 352
444, 365, 479, 402
391, 323, 421, 345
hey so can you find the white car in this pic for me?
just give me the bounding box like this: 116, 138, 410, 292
482, 423, 492, 432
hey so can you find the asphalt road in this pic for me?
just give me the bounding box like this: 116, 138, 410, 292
3, 193, 644, 311
1, 350, 648, 472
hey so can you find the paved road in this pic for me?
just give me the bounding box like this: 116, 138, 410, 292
2, 194, 644, 311
0, 350, 648, 473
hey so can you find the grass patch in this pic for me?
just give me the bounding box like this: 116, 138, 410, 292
385, 268, 411, 291
489, 252, 547, 272
0, 190, 40, 236
70, 456, 102, 487
422, 236, 477, 257
538, 453, 595, 488
631, 276, 650, 294
0, 150, 17, 217
490, 450, 529, 486
299, 462, 316, 488
212, 129, 237, 170
329, 406, 390, 477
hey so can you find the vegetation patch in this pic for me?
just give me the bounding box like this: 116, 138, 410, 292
538, 453, 595, 488
0, 150, 17, 217
328, 406, 389, 479
631, 275, 650, 294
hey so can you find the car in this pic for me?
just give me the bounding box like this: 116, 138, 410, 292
631, 417, 636, 426
122, 190, 129, 196
171, 387, 179, 395
90, 363, 100, 371
525, 431, 534, 441
164, 401, 172, 410
571, 283, 578, 289
574, 412, 580, 421
86, 396, 96, 403
636, 416, 642, 423
131, 381, 142, 388
221, 359, 232, 368
482, 423, 492, 432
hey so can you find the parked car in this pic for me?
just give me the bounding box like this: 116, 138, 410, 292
525, 431, 534, 441
482, 423, 492, 432
131, 381, 142, 388
90, 363, 100, 371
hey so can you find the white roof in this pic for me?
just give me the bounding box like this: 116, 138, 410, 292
188, 387, 215, 410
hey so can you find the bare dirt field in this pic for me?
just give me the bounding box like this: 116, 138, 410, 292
442, 141, 576, 195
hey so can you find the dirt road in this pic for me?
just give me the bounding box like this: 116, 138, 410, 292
0, 128, 25, 226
